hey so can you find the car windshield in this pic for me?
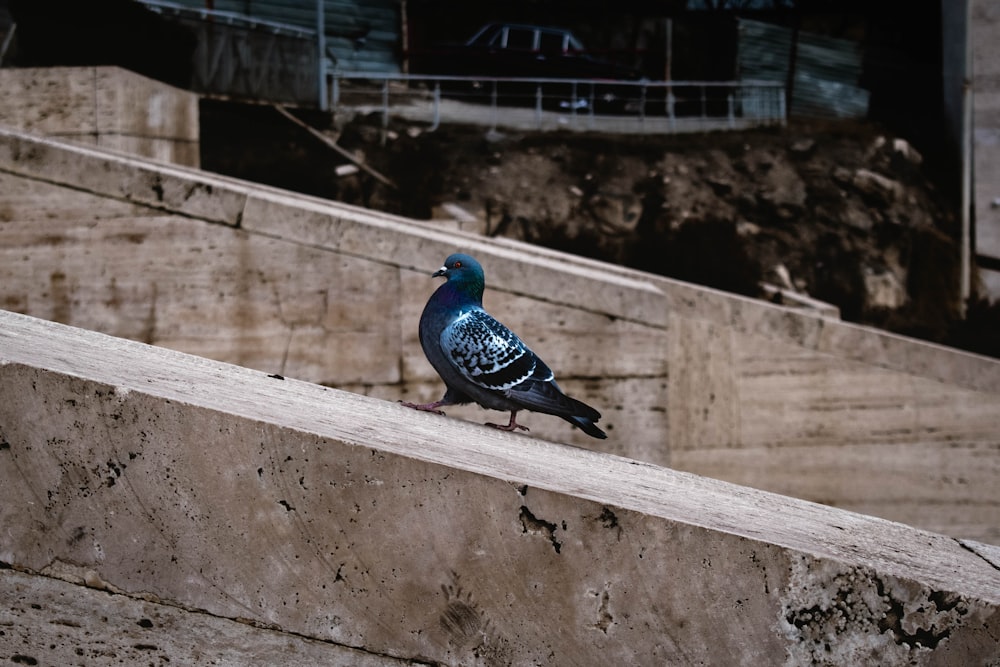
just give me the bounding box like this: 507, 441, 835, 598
469, 24, 501, 47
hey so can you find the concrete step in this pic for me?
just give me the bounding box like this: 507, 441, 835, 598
0, 568, 406, 666
1, 309, 998, 665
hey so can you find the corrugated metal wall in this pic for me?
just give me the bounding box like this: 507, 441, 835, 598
737, 18, 869, 119
188, 17, 320, 105
970, 0, 1000, 297
162, 0, 400, 74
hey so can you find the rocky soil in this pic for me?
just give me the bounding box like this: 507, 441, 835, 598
201, 101, 999, 358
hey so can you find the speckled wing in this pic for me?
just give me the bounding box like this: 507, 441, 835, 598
440, 308, 541, 392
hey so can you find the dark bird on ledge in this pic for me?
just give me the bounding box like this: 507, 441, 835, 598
401, 253, 607, 439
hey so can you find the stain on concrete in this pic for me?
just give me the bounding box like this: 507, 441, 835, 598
438, 576, 485, 649
150, 175, 164, 202
438, 575, 513, 666
595, 505, 623, 542
591, 585, 614, 633
48, 271, 70, 324
440, 599, 481, 647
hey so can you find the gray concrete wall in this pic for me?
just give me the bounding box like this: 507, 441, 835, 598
972, 0, 1000, 298
0, 66, 199, 167
1, 310, 998, 665
0, 126, 999, 545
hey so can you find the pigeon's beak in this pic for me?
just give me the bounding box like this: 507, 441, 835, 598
432, 266, 447, 278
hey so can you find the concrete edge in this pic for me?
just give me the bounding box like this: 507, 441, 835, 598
1, 308, 998, 602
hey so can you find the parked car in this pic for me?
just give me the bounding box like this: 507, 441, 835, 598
412, 22, 645, 113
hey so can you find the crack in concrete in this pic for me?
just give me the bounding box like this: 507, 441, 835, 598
956, 538, 1000, 573
518, 505, 562, 554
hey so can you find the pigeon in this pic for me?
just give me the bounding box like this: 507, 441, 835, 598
400, 253, 607, 439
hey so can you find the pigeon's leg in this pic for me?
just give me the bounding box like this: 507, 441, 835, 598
486, 411, 530, 433
398, 399, 447, 415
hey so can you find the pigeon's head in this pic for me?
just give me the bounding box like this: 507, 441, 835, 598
433, 253, 485, 295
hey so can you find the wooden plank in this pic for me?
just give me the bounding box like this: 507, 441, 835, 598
272, 104, 396, 188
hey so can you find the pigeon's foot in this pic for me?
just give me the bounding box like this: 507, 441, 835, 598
486, 421, 530, 432
486, 412, 530, 433
398, 400, 446, 416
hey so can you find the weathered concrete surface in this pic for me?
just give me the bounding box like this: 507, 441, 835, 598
1, 310, 999, 666
0, 126, 999, 544
0, 568, 409, 666
0, 66, 199, 167
972, 0, 1000, 298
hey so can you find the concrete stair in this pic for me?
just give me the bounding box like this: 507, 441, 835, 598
2, 310, 998, 665
0, 66, 999, 665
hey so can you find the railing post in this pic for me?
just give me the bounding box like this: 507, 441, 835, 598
431, 81, 441, 132
571, 81, 578, 124
536, 85, 543, 129
587, 81, 597, 129
667, 86, 675, 132
316, 0, 327, 110
490, 80, 498, 132
381, 79, 389, 144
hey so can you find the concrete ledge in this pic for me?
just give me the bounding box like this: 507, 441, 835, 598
1, 310, 998, 665
0, 67, 200, 167
1, 126, 999, 544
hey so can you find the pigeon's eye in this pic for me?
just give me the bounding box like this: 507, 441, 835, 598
454, 261, 462, 268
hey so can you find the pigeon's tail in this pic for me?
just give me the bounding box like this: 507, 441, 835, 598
507, 375, 607, 438
567, 415, 607, 439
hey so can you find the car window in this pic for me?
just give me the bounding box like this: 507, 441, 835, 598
505, 27, 536, 51
539, 31, 565, 55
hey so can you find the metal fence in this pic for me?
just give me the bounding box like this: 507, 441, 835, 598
331, 73, 786, 135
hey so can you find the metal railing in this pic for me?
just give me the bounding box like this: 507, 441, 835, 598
331, 73, 786, 135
